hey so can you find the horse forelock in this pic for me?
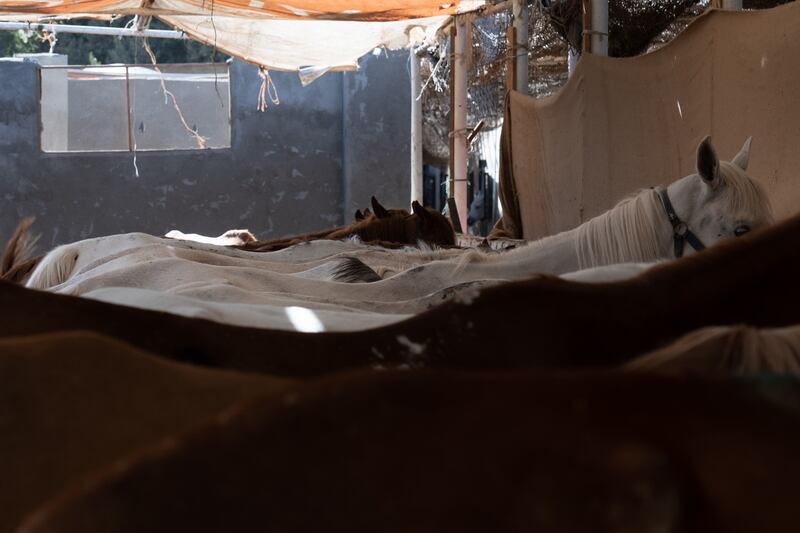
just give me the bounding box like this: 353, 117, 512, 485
575, 189, 669, 269
716, 161, 774, 226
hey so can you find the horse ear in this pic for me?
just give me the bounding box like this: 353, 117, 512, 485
371, 196, 390, 219
354, 209, 364, 221
731, 136, 752, 171
697, 135, 720, 188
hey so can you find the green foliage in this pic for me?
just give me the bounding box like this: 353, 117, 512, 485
0, 17, 228, 65
0, 29, 45, 57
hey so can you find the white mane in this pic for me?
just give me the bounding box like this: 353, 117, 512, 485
575, 189, 668, 269
626, 325, 800, 375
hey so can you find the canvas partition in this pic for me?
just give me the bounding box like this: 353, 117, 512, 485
496, 3, 800, 241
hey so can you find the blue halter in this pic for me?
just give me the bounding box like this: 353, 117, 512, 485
658, 188, 706, 258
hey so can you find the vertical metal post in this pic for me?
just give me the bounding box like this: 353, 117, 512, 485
582, 0, 592, 53
448, 25, 456, 203
506, 24, 517, 91
410, 47, 423, 206
591, 0, 608, 56
452, 17, 469, 233
512, 0, 528, 94
125, 65, 133, 152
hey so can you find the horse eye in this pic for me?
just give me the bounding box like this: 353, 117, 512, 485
734, 225, 751, 237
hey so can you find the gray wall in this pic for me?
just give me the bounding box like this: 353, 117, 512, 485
0, 52, 410, 249
343, 51, 411, 217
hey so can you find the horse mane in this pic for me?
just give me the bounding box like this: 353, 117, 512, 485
575, 189, 669, 269
2, 218, 41, 284
25, 244, 80, 290
626, 324, 800, 375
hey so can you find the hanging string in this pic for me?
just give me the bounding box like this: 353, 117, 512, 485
142, 34, 208, 148
257, 66, 280, 112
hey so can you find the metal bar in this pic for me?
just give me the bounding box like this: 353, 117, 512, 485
448, 25, 456, 201
506, 24, 516, 91
453, 17, 468, 233
582, 0, 592, 53
512, 0, 528, 94
125, 65, 133, 152
0, 22, 187, 40
410, 46, 423, 206
591, 0, 608, 56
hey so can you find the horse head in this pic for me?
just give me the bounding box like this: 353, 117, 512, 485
664, 136, 774, 257
411, 201, 456, 247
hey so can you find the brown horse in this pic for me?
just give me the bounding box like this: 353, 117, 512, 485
2, 209, 800, 377
241, 197, 454, 252
19, 368, 800, 533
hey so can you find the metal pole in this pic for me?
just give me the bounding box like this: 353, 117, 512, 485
453, 17, 468, 233
512, 0, 528, 94
410, 47, 423, 206
590, 0, 608, 56
0, 22, 187, 40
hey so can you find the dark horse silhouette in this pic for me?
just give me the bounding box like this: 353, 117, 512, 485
17, 367, 800, 533
240, 196, 455, 252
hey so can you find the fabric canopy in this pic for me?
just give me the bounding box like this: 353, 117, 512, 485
0, 0, 483, 73
494, 2, 800, 240
0, 0, 482, 20
159, 14, 449, 73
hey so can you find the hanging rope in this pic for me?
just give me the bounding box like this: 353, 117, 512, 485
142, 35, 208, 149
257, 66, 280, 112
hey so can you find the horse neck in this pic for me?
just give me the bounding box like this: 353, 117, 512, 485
574, 189, 673, 269
476, 228, 584, 277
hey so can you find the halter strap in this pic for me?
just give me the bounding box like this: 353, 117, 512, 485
657, 188, 706, 258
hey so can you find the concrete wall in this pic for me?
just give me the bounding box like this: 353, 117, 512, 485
0, 51, 410, 249
343, 51, 411, 217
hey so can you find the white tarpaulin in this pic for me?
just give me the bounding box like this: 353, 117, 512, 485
0, 0, 484, 74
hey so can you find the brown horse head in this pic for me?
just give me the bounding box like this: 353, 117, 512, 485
412, 201, 456, 247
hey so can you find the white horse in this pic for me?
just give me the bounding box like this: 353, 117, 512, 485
25, 137, 771, 317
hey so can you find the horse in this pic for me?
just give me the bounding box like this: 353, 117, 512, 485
19, 368, 800, 533
298, 135, 773, 282
22, 135, 769, 295
0, 330, 293, 533
4, 203, 800, 377
626, 324, 800, 375
236, 197, 452, 252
